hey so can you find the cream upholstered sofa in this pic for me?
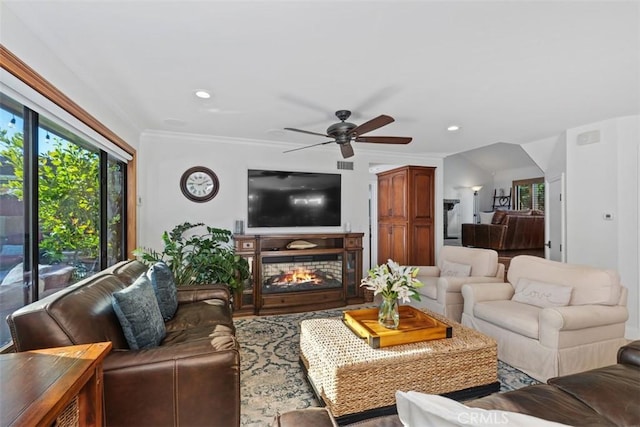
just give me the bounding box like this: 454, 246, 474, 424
408, 246, 505, 322
461, 255, 628, 382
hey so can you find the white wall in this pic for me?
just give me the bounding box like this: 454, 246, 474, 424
442, 155, 493, 234
0, 6, 140, 148
138, 131, 444, 272
565, 115, 639, 338
492, 164, 544, 208
523, 135, 566, 175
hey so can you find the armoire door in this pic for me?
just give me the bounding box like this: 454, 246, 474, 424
378, 223, 408, 265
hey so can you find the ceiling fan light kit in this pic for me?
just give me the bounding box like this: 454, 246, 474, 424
283, 110, 412, 158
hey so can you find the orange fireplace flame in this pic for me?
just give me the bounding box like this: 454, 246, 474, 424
282, 268, 321, 285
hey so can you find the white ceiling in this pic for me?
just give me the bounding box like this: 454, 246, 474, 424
458, 142, 538, 172
2, 1, 639, 159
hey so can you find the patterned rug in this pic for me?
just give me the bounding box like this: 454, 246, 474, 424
236, 306, 540, 426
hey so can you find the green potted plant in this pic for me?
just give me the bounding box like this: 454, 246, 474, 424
133, 222, 250, 296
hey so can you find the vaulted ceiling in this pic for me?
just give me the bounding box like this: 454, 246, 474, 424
2, 1, 638, 158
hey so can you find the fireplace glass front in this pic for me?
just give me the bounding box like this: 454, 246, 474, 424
262, 254, 343, 294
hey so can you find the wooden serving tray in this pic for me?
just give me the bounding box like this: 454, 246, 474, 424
343, 306, 452, 348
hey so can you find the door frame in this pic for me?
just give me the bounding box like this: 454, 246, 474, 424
545, 173, 566, 262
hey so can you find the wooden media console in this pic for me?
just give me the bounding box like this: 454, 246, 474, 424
233, 233, 364, 315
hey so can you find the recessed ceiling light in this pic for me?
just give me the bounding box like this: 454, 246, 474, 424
195, 90, 211, 99
447, 125, 461, 132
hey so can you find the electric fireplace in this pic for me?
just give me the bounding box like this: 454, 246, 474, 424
262, 254, 342, 294
233, 233, 365, 315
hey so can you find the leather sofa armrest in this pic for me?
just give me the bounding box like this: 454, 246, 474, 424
103, 334, 239, 371
461, 282, 514, 316
176, 284, 231, 304
502, 215, 545, 250
539, 305, 629, 348
102, 336, 240, 426
618, 340, 640, 366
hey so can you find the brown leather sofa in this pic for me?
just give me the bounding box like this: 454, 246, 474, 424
7, 260, 240, 427
274, 340, 640, 426
462, 210, 545, 251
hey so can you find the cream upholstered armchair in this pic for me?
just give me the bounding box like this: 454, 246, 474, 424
408, 246, 505, 322
461, 255, 628, 382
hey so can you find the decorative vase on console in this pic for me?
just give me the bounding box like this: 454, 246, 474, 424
360, 259, 424, 329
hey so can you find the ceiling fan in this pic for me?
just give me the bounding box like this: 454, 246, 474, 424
283, 110, 412, 159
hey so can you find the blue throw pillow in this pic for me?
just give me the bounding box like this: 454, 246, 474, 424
112, 275, 166, 350
147, 262, 178, 320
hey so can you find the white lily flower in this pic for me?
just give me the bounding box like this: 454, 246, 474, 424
360, 259, 423, 303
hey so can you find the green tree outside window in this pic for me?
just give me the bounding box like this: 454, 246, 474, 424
0, 129, 100, 264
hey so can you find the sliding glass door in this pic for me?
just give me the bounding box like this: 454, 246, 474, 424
0, 93, 127, 346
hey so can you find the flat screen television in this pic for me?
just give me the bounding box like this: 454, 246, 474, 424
247, 169, 341, 227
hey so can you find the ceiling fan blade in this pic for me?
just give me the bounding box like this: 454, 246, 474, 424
279, 93, 333, 116
352, 86, 398, 112
354, 136, 412, 144
283, 140, 334, 154
284, 127, 330, 138
340, 142, 354, 159
349, 115, 394, 137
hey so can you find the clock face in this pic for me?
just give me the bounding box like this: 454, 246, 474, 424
180, 167, 219, 202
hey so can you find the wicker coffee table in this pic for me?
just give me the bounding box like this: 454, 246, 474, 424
299, 310, 499, 422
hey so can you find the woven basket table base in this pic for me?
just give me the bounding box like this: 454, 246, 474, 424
300, 310, 498, 418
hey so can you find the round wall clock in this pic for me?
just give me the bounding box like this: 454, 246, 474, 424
180, 166, 219, 202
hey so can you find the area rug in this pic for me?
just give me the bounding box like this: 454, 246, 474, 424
236, 306, 540, 426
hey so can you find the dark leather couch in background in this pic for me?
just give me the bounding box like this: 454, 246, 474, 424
462, 210, 545, 251
7, 260, 240, 427
274, 340, 640, 426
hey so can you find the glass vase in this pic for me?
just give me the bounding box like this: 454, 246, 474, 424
378, 296, 400, 329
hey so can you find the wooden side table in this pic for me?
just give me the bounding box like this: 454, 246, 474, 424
1, 342, 112, 427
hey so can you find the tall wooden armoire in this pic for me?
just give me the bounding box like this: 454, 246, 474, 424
377, 165, 435, 266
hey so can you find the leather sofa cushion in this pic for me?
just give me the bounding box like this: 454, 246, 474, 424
165, 298, 234, 333
548, 364, 640, 427
163, 323, 234, 346
467, 384, 617, 426
492, 210, 508, 224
